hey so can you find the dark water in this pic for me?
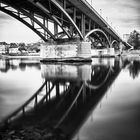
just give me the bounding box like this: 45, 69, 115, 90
0, 57, 140, 140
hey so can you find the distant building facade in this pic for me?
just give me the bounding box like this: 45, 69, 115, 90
9, 43, 19, 54
0, 42, 9, 54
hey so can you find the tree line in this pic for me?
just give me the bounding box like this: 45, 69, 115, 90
127, 30, 140, 49
18, 42, 40, 53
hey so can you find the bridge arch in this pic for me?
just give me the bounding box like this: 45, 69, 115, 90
28, 0, 83, 39
0, 3, 56, 42
111, 40, 119, 50
49, 0, 83, 39
85, 29, 111, 48
0, 0, 84, 41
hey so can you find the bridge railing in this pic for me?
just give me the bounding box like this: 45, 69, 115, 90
84, 0, 121, 38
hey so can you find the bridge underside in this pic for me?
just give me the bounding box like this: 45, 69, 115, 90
0, 0, 123, 60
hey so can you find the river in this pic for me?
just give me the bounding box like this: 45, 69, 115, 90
0, 57, 140, 140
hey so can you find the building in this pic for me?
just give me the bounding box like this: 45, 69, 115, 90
0, 42, 8, 54
9, 43, 19, 54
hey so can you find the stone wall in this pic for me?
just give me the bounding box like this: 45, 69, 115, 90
40, 41, 91, 59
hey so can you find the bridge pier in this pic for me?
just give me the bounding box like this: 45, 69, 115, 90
40, 39, 92, 62
91, 48, 115, 57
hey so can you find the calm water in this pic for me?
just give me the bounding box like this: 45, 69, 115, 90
0, 58, 42, 120
0, 57, 140, 140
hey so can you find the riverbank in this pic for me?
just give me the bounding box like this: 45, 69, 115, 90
0, 54, 40, 59
121, 50, 140, 61
0, 125, 68, 140
1, 50, 140, 62
122, 50, 140, 57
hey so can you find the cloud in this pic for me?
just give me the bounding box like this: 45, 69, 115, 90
0, 11, 14, 27
89, 0, 140, 35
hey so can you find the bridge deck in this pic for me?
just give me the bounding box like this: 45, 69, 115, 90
1, 0, 121, 41
70, 0, 120, 41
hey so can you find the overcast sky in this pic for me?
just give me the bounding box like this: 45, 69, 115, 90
0, 0, 140, 43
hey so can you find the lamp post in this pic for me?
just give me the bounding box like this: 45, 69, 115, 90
100, 9, 102, 16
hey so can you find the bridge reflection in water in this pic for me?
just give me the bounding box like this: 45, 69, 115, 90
0, 58, 122, 139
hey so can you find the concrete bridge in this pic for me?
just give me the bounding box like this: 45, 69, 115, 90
0, 0, 132, 61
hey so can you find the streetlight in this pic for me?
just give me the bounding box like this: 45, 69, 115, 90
100, 9, 102, 16
106, 17, 108, 22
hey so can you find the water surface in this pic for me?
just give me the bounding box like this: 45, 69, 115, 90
0, 57, 140, 140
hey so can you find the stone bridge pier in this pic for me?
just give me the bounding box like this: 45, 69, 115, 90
40, 39, 92, 62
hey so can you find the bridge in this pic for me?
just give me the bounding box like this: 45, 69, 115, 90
0, 0, 132, 61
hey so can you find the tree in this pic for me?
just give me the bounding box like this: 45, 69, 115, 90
18, 43, 27, 52
27, 43, 40, 53
127, 30, 140, 49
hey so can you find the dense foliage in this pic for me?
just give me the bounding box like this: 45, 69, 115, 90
27, 42, 40, 53
18, 43, 27, 52
127, 30, 140, 49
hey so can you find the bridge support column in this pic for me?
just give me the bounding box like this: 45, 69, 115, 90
40, 39, 92, 62
54, 23, 58, 36
91, 48, 115, 57
81, 14, 85, 36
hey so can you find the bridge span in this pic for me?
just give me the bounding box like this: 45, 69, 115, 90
0, 0, 131, 61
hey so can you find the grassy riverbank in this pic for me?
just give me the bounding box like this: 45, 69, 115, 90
0, 53, 40, 59
122, 50, 140, 57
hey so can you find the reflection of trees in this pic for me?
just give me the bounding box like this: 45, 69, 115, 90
128, 60, 140, 79
19, 63, 26, 71
0, 59, 40, 73
0, 59, 10, 73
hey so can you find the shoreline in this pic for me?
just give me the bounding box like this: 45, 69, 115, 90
0, 54, 41, 59
1, 51, 140, 61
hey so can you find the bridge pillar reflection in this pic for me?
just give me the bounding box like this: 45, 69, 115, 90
82, 82, 86, 103
56, 83, 60, 99
45, 80, 48, 101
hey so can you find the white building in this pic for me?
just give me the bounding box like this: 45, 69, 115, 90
9, 43, 19, 54
0, 42, 8, 54
0, 44, 6, 54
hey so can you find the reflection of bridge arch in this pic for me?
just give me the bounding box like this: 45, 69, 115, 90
0, 81, 54, 125
0, 66, 121, 137
0, 80, 72, 126
85, 29, 111, 48
85, 66, 112, 90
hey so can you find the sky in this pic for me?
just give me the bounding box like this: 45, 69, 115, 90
0, 0, 140, 43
